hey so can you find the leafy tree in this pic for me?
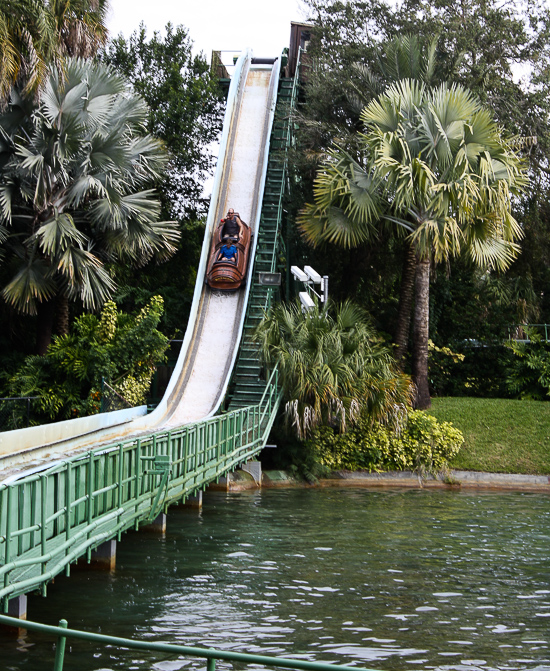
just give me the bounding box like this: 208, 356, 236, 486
0, 58, 179, 353
298, 0, 550, 371
303, 0, 550, 156
299, 80, 527, 408
7, 296, 169, 423
254, 298, 413, 439
102, 23, 223, 220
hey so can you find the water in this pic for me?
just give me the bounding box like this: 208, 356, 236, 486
3, 488, 550, 671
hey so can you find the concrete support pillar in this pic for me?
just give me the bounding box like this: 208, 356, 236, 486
184, 491, 203, 508
242, 460, 262, 485
0, 595, 27, 633
141, 512, 167, 534
8, 594, 27, 620
89, 539, 117, 571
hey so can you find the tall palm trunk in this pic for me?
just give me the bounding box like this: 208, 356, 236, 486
393, 241, 417, 369
36, 300, 55, 354
412, 254, 431, 409
55, 293, 70, 336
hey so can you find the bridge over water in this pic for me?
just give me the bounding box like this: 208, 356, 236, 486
0, 48, 302, 614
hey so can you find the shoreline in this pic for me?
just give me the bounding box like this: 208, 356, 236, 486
210, 468, 550, 493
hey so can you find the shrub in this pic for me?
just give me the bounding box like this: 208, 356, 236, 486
505, 334, 550, 399
306, 411, 464, 475
8, 297, 169, 424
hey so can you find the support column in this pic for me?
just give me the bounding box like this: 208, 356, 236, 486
8, 595, 27, 620
241, 460, 262, 485
141, 512, 167, 534
78, 539, 117, 571
0, 595, 27, 633
184, 491, 203, 508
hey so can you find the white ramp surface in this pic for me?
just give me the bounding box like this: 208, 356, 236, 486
0, 55, 280, 475
165, 66, 273, 426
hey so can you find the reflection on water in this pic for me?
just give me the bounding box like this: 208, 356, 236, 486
3, 488, 550, 671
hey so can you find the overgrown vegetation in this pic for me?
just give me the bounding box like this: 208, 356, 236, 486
5, 297, 168, 425
254, 299, 413, 439
307, 411, 463, 475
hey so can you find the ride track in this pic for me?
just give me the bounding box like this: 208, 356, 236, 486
0, 48, 302, 608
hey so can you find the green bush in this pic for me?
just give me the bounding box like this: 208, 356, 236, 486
506, 335, 550, 399
7, 297, 169, 425
429, 341, 515, 398
307, 411, 464, 475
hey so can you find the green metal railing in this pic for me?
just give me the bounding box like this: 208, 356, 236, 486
508, 324, 550, 341
0, 367, 280, 608
0, 613, 379, 671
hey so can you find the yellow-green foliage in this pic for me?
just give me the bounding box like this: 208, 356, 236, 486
8, 296, 169, 424
98, 301, 118, 342
113, 375, 152, 408
308, 411, 463, 474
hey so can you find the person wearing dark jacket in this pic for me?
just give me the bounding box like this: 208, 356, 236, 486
221, 208, 244, 240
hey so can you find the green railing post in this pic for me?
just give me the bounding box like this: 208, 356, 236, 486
53, 619, 68, 671
207, 656, 216, 671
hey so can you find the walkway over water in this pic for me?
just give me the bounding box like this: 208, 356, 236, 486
0, 48, 302, 608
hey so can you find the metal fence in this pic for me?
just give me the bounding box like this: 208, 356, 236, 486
100, 378, 132, 413
0, 367, 280, 607
0, 613, 378, 671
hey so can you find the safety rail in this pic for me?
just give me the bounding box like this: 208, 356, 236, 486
508, 324, 550, 341
0, 367, 280, 608
0, 613, 379, 671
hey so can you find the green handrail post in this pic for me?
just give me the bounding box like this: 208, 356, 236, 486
64, 465, 70, 576
53, 618, 68, 671
40, 474, 47, 595
207, 656, 216, 671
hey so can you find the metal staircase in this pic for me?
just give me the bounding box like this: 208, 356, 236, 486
227, 69, 300, 412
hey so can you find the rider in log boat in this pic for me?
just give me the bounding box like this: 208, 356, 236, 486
217, 238, 237, 263
222, 208, 245, 241
206, 207, 251, 290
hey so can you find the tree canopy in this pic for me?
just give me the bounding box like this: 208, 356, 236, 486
0, 58, 179, 352
102, 23, 224, 221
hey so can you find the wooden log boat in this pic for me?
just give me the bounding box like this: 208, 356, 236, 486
206, 219, 252, 290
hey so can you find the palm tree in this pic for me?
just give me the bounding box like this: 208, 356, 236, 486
0, 0, 108, 105
0, 58, 180, 353
302, 35, 458, 368
298, 79, 527, 408
254, 299, 414, 439
0, 0, 59, 102
49, 0, 108, 58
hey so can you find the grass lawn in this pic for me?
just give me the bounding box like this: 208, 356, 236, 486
428, 397, 550, 475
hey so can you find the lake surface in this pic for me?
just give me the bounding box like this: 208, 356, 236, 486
3, 488, 550, 671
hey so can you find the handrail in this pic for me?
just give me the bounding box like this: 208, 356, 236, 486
0, 367, 280, 606
0, 614, 380, 671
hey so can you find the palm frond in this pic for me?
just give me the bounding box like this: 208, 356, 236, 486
2, 256, 57, 314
